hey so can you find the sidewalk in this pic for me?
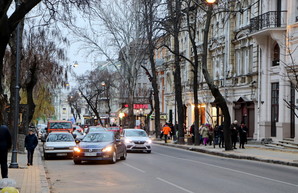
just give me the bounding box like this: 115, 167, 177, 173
153, 139, 298, 167
5, 146, 50, 193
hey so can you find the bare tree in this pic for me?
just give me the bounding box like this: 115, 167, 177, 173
140, 0, 162, 137
162, 0, 185, 144
67, 89, 83, 123
0, 0, 93, 123
64, 0, 148, 128
75, 68, 118, 126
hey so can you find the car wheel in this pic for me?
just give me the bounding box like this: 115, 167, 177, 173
120, 150, 127, 160
74, 160, 81, 165
109, 151, 117, 164
147, 150, 151, 153
44, 153, 49, 160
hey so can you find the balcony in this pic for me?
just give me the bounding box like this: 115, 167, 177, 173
250, 11, 287, 34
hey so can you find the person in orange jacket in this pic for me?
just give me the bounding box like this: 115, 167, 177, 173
162, 124, 171, 143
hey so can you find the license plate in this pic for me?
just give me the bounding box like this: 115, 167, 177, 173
56, 153, 67, 156
85, 152, 97, 156
135, 144, 144, 147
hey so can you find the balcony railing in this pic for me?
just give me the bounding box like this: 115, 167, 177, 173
250, 11, 287, 33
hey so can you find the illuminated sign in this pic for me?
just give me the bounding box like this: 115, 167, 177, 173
122, 104, 149, 109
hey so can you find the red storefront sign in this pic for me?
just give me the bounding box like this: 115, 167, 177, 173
122, 104, 149, 109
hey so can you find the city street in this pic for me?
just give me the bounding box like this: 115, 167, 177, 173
43, 144, 298, 193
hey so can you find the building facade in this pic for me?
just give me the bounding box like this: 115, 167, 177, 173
153, 0, 297, 142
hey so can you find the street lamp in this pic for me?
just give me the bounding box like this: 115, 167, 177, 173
206, 0, 216, 3
10, 0, 21, 168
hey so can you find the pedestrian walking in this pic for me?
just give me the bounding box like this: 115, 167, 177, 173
239, 122, 248, 149
24, 128, 38, 166
0, 125, 12, 178
231, 120, 239, 149
162, 124, 171, 143
200, 124, 209, 146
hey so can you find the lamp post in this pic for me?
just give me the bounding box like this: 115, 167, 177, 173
10, 0, 21, 168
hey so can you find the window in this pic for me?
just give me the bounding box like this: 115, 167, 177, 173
271, 82, 279, 137
272, 43, 280, 66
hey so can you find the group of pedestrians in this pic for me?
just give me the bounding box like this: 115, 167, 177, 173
0, 125, 38, 179
230, 120, 248, 149
186, 120, 249, 149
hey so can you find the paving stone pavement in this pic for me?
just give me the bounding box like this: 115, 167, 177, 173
5, 145, 50, 193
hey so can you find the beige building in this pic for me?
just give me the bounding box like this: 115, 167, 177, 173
154, 0, 297, 142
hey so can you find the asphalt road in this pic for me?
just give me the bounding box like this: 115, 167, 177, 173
44, 144, 298, 193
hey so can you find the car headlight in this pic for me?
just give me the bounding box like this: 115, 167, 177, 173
102, 146, 113, 152
146, 139, 152, 144
73, 147, 81, 153
125, 139, 132, 144
45, 146, 54, 150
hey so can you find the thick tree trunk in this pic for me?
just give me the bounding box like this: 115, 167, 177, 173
202, 5, 232, 151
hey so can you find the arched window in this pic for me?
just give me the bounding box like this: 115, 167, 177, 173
272, 43, 280, 66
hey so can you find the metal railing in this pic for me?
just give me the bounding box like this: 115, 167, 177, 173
250, 11, 287, 33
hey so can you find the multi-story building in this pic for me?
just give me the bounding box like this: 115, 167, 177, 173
154, 0, 297, 142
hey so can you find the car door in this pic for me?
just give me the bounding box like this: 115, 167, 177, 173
115, 134, 124, 156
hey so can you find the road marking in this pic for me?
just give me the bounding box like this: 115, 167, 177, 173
157, 177, 194, 193
156, 152, 298, 188
122, 163, 146, 173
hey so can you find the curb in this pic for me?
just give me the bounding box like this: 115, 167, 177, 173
37, 146, 50, 193
155, 142, 298, 168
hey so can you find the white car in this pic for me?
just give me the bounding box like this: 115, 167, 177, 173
42, 132, 76, 159
122, 129, 152, 153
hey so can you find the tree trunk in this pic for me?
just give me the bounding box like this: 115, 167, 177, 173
143, 0, 161, 138
202, 5, 232, 151
26, 65, 38, 124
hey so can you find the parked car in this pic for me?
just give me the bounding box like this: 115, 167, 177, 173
73, 131, 127, 164
122, 129, 152, 153
42, 132, 76, 159
86, 126, 108, 134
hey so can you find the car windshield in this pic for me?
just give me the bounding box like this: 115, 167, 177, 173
89, 127, 107, 132
47, 134, 74, 142
82, 132, 113, 142
125, 130, 147, 137
50, 122, 72, 129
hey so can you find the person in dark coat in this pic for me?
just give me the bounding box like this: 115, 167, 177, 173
24, 128, 38, 166
230, 120, 239, 149
239, 122, 248, 149
218, 123, 224, 148
0, 125, 12, 178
